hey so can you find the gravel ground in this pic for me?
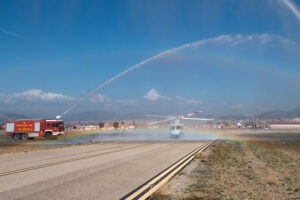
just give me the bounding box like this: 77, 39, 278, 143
151, 132, 300, 200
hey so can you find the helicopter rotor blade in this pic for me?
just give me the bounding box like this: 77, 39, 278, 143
147, 111, 207, 125
180, 111, 203, 118
148, 118, 176, 125
145, 115, 175, 119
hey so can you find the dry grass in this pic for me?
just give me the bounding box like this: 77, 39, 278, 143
194, 151, 209, 162
152, 139, 300, 200
0, 130, 104, 155
151, 188, 172, 200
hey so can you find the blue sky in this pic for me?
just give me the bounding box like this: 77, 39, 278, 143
1, 0, 300, 117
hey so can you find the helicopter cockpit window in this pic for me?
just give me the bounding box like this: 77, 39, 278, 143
170, 126, 175, 130
176, 126, 182, 130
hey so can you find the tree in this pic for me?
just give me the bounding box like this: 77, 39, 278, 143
99, 122, 105, 129
113, 122, 119, 129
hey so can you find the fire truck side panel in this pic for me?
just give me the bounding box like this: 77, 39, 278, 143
15, 121, 35, 133
14, 120, 41, 138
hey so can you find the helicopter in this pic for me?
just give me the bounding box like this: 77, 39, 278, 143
146, 111, 213, 138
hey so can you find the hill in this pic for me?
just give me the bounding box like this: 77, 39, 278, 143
256, 110, 300, 120
64, 110, 121, 121
0, 112, 28, 123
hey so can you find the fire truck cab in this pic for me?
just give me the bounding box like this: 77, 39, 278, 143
5, 119, 64, 140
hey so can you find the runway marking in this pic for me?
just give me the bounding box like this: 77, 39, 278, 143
0, 143, 154, 177
121, 139, 215, 200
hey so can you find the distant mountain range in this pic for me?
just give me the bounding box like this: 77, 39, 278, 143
256, 111, 300, 120
1, 106, 300, 122
64, 110, 121, 121
64, 110, 175, 121
217, 115, 247, 120
0, 110, 144, 122
217, 106, 300, 120
0, 112, 28, 123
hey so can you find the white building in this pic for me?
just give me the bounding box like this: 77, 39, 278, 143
269, 122, 300, 130
80, 125, 99, 131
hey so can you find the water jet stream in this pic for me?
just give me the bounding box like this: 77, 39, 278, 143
59, 34, 291, 118
60, 41, 198, 118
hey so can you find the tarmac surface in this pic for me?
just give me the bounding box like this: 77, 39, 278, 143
0, 140, 209, 200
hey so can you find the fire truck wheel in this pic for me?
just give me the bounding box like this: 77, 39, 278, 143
21, 133, 28, 140
12, 133, 21, 140
44, 132, 52, 139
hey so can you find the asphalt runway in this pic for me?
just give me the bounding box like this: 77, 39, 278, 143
0, 140, 211, 200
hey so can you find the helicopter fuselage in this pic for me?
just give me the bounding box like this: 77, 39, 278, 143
169, 119, 184, 138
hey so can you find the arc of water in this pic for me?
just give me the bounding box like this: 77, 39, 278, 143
59, 42, 199, 118
58, 34, 289, 119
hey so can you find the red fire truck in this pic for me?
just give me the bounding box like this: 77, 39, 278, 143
5, 119, 64, 140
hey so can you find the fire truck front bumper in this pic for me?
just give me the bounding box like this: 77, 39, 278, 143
52, 131, 64, 136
